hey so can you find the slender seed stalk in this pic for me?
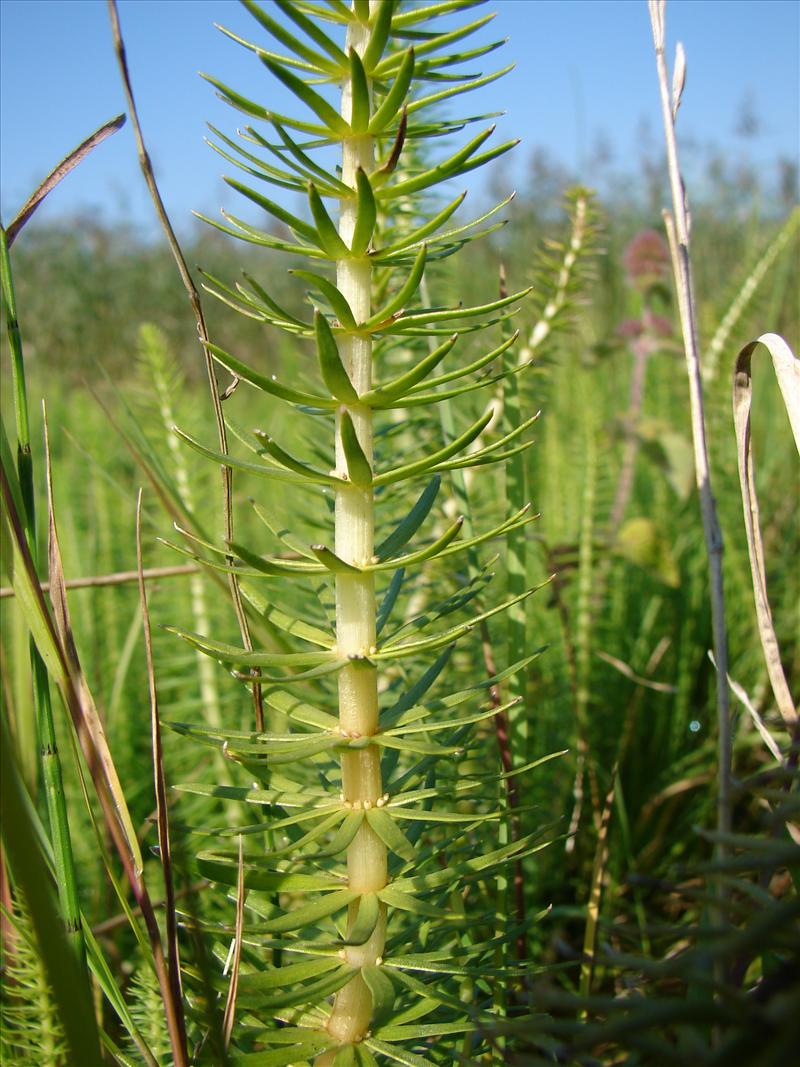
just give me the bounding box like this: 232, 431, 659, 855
323, 9, 385, 1052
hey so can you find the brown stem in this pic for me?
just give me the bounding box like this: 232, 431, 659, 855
0, 563, 198, 599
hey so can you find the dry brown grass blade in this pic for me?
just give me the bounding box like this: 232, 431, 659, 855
6, 114, 125, 246
596, 650, 677, 694
106, 0, 263, 731
136, 490, 188, 1060
733, 334, 799, 730
43, 407, 144, 876
222, 835, 246, 1051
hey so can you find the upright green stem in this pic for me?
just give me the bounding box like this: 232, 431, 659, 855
1, 225, 85, 970
323, 8, 386, 1053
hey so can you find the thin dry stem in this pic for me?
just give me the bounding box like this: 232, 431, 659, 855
649, 0, 732, 858
0, 563, 198, 599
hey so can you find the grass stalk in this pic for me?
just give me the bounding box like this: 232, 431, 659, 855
648, 0, 732, 904
0, 224, 86, 972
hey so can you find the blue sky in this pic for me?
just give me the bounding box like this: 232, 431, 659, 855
1, 0, 798, 234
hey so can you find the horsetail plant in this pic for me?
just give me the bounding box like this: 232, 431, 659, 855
168, 2, 555, 1061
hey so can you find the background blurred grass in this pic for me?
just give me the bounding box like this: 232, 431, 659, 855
1, 131, 797, 1061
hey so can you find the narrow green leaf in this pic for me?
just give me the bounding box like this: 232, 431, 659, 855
364, 244, 427, 329
379, 10, 495, 70
407, 64, 514, 117
215, 23, 333, 79
253, 430, 344, 485
379, 130, 519, 202
242, 0, 345, 71
344, 891, 380, 945
340, 409, 373, 487
387, 697, 518, 737
263, 58, 351, 135
383, 647, 454, 724
389, 286, 531, 331
309, 543, 362, 574
227, 538, 326, 577
363, 334, 458, 405
260, 687, 339, 731
317, 809, 364, 857
434, 504, 534, 563
195, 207, 326, 257
208, 342, 335, 408
372, 734, 462, 757
249, 499, 320, 560
366, 807, 416, 861
394, 833, 552, 895
264, 121, 352, 195
390, 0, 484, 29
291, 269, 357, 329
233, 1038, 334, 1066
238, 956, 341, 993
375, 476, 440, 559
364, 1037, 437, 1067
197, 852, 345, 893
369, 47, 415, 133
377, 586, 539, 662
374, 1021, 476, 1042
348, 48, 370, 132
369, 515, 462, 572
362, 1, 393, 70
224, 176, 321, 244
223, 266, 308, 327
248, 889, 357, 934
355, 1047, 380, 1067
376, 567, 405, 635
373, 190, 466, 260
332, 1049, 357, 1067
362, 965, 395, 1025
240, 583, 335, 648
308, 181, 350, 258
373, 407, 493, 486
439, 413, 539, 467
376, 886, 457, 920
272, 0, 350, 66
315, 309, 358, 401
412, 329, 518, 391
350, 166, 377, 255
238, 963, 355, 1009
168, 625, 334, 670
389, 357, 531, 409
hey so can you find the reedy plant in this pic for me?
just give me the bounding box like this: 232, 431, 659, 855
165, 1, 555, 1062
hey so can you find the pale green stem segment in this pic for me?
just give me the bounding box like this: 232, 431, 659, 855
320, 6, 385, 1056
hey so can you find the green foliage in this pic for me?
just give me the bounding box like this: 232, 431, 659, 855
165, 3, 555, 1060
